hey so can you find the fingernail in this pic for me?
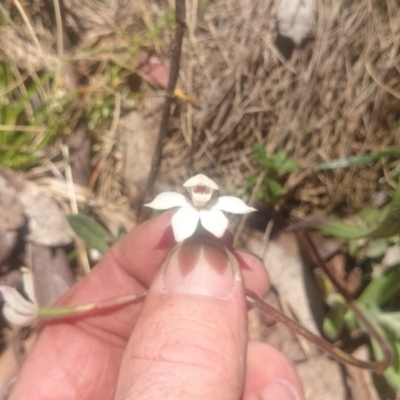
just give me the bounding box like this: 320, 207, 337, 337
163, 243, 237, 298
260, 382, 299, 400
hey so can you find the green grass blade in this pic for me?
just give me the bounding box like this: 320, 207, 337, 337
313, 149, 400, 171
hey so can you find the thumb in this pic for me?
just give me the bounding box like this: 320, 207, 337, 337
115, 242, 248, 400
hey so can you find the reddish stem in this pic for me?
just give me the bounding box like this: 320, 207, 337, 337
246, 288, 390, 373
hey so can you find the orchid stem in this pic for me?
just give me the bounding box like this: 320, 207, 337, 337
137, 0, 186, 222
246, 288, 390, 373
302, 231, 392, 372
38, 292, 147, 319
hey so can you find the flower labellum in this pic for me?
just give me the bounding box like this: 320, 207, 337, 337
183, 174, 218, 207
145, 174, 256, 242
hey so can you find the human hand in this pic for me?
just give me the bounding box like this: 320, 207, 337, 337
10, 210, 304, 400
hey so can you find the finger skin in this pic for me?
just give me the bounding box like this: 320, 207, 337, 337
243, 342, 304, 400
10, 211, 269, 400
233, 250, 269, 299
10, 211, 176, 400
115, 250, 247, 400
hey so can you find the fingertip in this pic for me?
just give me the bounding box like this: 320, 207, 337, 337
110, 210, 176, 285
115, 242, 248, 400
234, 250, 269, 298
243, 342, 304, 400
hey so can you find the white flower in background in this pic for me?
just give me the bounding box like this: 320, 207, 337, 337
145, 174, 256, 242
0, 268, 37, 327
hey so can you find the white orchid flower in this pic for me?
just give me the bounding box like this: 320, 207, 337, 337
145, 174, 256, 242
0, 268, 38, 327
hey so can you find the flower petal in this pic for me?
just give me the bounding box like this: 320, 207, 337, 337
21, 267, 36, 304
171, 207, 200, 242
0, 286, 35, 315
183, 174, 219, 190
211, 196, 256, 214
199, 209, 229, 238
0, 285, 37, 327
3, 303, 37, 327
145, 192, 190, 210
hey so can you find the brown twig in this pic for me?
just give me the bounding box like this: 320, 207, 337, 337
137, 0, 186, 222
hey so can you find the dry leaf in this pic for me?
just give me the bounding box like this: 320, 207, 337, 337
246, 230, 325, 334
297, 356, 346, 400
29, 244, 75, 307
0, 176, 24, 232
19, 183, 75, 247
345, 346, 381, 400
0, 168, 74, 247
117, 98, 161, 205
0, 175, 25, 264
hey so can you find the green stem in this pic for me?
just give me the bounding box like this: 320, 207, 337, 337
38, 292, 147, 319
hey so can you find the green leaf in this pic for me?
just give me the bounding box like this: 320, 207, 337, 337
278, 158, 298, 174
357, 206, 382, 227
67, 214, 114, 254
270, 151, 286, 167
379, 312, 400, 338
348, 238, 361, 257
253, 143, 297, 175
254, 143, 267, 164
371, 327, 400, 391
358, 265, 400, 307
254, 144, 276, 170
365, 239, 390, 259
245, 175, 258, 188
260, 157, 275, 170
267, 178, 286, 197
323, 294, 347, 340
317, 219, 369, 239
316, 180, 400, 240
365, 183, 400, 239
343, 309, 358, 331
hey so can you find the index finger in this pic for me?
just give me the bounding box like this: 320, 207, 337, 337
10, 210, 269, 400
10, 211, 176, 400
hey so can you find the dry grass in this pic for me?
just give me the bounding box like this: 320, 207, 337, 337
162, 0, 400, 216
